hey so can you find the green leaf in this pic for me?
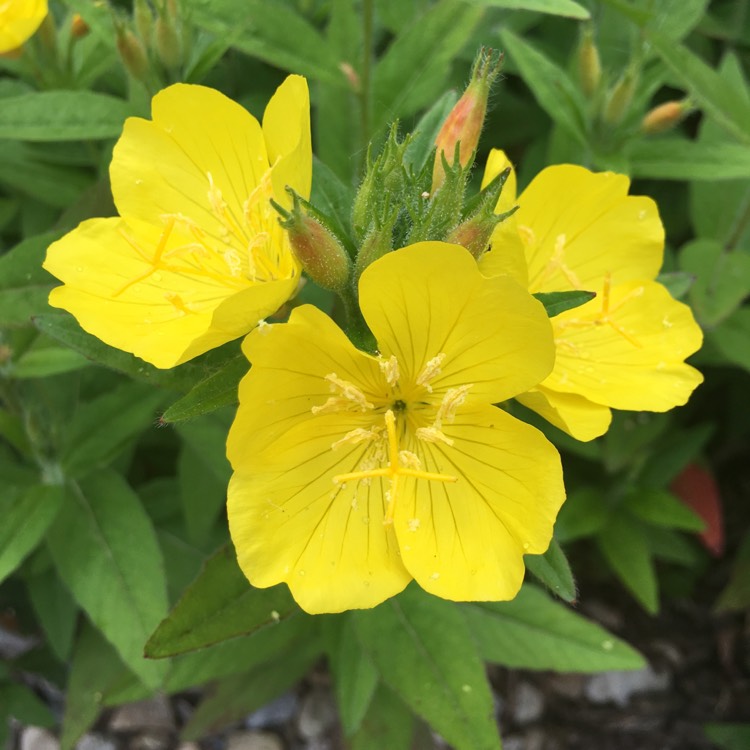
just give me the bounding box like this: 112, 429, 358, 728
0, 484, 64, 584
0, 682, 55, 726
525, 538, 577, 602
371, 1, 483, 136
500, 28, 587, 146
689, 55, 750, 246
679, 239, 750, 327
47, 471, 169, 688
310, 156, 356, 246
26, 567, 78, 662
555, 487, 609, 543
61, 382, 167, 478
61, 623, 131, 750
711, 307, 750, 372
34, 313, 203, 389
353, 586, 501, 750
656, 270, 694, 300
351, 685, 415, 750
646, 31, 750, 144
161, 355, 246, 423
175, 411, 232, 484
637, 423, 713, 489
534, 289, 596, 317
598, 514, 659, 613
11, 346, 91, 378
187, 0, 343, 85
625, 488, 705, 531
330, 617, 379, 736
0, 92, 132, 141
181, 644, 319, 740
177, 443, 227, 544
703, 723, 750, 750
627, 138, 750, 180
715, 531, 750, 613
463, 584, 645, 671
145, 544, 297, 658
467, 0, 589, 18
0, 141, 91, 206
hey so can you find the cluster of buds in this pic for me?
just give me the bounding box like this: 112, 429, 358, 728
269, 47, 515, 344
576, 22, 695, 137
116, 0, 185, 87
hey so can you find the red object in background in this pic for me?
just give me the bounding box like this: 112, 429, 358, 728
671, 463, 724, 556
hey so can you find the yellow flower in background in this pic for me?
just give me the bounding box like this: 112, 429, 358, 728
44, 76, 311, 368
0, 0, 47, 53
480, 152, 703, 441
227, 243, 565, 614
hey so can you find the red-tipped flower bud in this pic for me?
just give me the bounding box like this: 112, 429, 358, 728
71, 13, 90, 39
431, 48, 503, 194
274, 189, 352, 293
602, 66, 639, 126
641, 99, 692, 134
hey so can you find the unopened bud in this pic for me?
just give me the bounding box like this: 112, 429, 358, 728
355, 220, 395, 280
134, 0, 154, 46
117, 26, 149, 81
37, 14, 57, 56
431, 47, 503, 193
445, 167, 516, 259
155, 14, 182, 69
577, 25, 601, 98
602, 66, 639, 126
641, 99, 692, 134
71, 14, 90, 39
274, 189, 352, 292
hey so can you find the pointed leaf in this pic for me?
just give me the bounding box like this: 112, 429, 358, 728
353, 586, 501, 750
467, 0, 589, 18
534, 290, 596, 317
351, 686, 415, 750
145, 544, 297, 658
525, 538, 577, 602
463, 584, 645, 671
47, 471, 169, 688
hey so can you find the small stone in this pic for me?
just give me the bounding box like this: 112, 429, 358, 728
110, 697, 174, 732
584, 667, 671, 707
511, 681, 544, 725
20, 727, 59, 750
546, 674, 586, 699
128, 733, 171, 750
76, 734, 118, 750
226, 731, 283, 750
245, 692, 298, 729
297, 689, 336, 740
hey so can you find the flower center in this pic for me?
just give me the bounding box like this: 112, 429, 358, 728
112, 168, 297, 306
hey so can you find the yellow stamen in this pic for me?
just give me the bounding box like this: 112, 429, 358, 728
416, 353, 446, 392
332, 409, 457, 525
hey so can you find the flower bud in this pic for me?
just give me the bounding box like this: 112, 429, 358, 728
134, 0, 154, 46
577, 24, 601, 99
445, 167, 516, 259
602, 66, 639, 126
431, 47, 503, 194
116, 26, 150, 82
155, 14, 183, 69
641, 99, 692, 134
355, 220, 395, 280
71, 14, 90, 39
274, 189, 352, 293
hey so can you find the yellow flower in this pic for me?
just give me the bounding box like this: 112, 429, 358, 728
227, 243, 565, 614
44, 76, 311, 368
480, 151, 703, 441
0, 0, 47, 53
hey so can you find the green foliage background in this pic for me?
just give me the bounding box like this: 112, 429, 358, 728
1, 0, 749, 748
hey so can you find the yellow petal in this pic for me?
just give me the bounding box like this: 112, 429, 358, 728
227, 306, 410, 614
394, 405, 565, 601
0, 0, 47, 52
546, 279, 704, 411
478, 149, 529, 286
111, 83, 268, 235
517, 386, 612, 441
44, 217, 296, 368
359, 242, 554, 404
481, 148, 517, 211
263, 75, 312, 207
516, 165, 664, 292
